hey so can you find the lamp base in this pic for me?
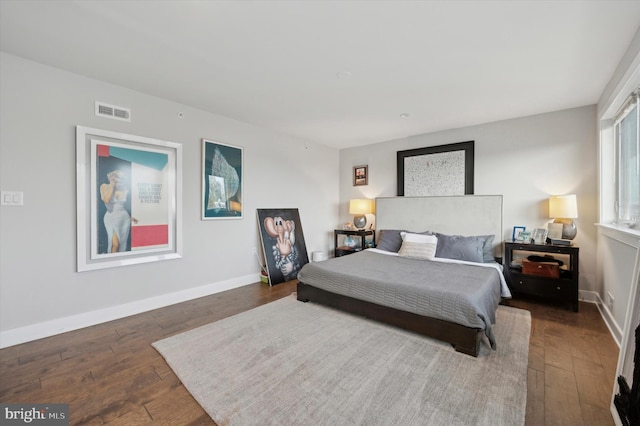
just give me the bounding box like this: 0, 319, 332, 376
554, 218, 577, 240
353, 215, 367, 229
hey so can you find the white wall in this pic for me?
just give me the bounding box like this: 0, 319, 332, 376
0, 53, 339, 345
595, 27, 640, 426
595, 26, 640, 338
340, 106, 599, 293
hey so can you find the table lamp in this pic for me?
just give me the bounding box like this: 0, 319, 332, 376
349, 199, 374, 229
549, 194, 578, 240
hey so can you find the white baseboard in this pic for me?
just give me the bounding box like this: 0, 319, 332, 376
2, 281, 624, 350
578, 289, 600, 304
581, 290, 623, 346
0, 274, 257, 349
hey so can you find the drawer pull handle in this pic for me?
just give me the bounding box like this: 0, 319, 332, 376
557, 286, 561, 290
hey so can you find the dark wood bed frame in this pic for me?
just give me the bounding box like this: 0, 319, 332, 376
297, 281, 483, 357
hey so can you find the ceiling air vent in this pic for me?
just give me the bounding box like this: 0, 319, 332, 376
95, 101, 131, 122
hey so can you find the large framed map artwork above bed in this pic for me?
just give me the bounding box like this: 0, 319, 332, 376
397, 141, 474, 196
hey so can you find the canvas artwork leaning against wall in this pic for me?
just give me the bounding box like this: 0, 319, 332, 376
257, 209, 309, 285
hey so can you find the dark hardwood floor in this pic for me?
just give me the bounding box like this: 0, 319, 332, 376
504, 297, 619, 426
0, 281, 619, 425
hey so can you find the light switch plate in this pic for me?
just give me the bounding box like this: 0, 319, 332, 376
1, 191, 23, 206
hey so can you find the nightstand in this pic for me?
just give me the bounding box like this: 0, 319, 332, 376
334, 229, 375, 257
503, 242, 579, 312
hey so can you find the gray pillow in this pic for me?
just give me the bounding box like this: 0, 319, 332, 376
375, 229, 407, 252
434, 233, 485, 264
479, 235, 495, 263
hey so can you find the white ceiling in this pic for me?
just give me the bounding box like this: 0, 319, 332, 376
1, 1, 639, 149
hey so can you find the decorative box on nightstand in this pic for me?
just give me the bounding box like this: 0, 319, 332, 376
503, 242, 579, 312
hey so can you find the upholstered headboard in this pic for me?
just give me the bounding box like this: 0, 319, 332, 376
375, 195, 503, 255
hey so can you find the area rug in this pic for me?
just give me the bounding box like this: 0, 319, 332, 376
153, 294, 530, 426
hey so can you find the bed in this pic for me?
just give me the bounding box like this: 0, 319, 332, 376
297, 195, 510, 357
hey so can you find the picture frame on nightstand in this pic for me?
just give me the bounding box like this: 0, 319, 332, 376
547, 222, 563, 240
512, 226, 526, 242
518, 231, 532, 243
532, 228, 548, 245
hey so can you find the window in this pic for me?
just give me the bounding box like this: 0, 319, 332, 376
614, 90, 640, 226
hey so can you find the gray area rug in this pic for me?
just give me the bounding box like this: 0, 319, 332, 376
153, 294, 530, 426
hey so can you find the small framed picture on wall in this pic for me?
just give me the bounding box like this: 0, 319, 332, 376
353, 165, 368, 186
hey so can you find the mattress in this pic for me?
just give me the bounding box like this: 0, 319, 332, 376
297, 249, 511, 348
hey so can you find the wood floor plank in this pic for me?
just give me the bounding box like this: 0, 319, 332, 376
505, 299, 618, 426
39, 369, 96, 394
103, 405, 153, 425
545, 364, 584, 425
144, 387, 212, 425
528, 341, 545, 372
581, 402, 616, 426
525, 367, 545, 425
569, 332, 603, 363
573, 357, 613, 410
0, 378, 41, 402
1, 281, 619, 425
90, 345, 160, 380
544, 334, 575, 372
601, 353, 621, 389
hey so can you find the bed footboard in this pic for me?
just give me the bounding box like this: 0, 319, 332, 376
297, 281, 482, 357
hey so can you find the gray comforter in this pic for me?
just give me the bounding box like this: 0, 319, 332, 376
297, 250, 505, 349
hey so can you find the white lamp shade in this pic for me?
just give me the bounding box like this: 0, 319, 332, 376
549, 194, 578, 219
349, 199, 374, 215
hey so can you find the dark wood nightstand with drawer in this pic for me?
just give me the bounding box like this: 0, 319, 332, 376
503, 242, 579, 312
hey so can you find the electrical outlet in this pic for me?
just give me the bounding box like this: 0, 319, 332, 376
606, 291, 614, 311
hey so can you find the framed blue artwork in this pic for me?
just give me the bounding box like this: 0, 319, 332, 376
202, 139, 243, 220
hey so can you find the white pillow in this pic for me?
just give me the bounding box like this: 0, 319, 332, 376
400, 231, 436, 243
398, 233, 438, 260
